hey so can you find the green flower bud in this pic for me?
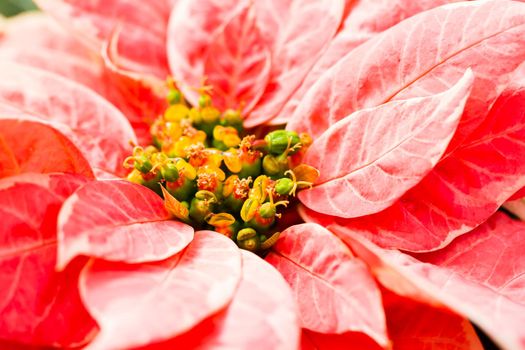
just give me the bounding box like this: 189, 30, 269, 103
134, 155, 153, 173
275, 178, 294, 195
221, 109, 243, 133
167, 89, 182, 105
238, 157, 262, 179
160, 163, 179, 182
189, 191, 217, 225
198, 94, 212, 108
236, 228, 260, 252
264, 130, 301, 155
262, 154, 288, 178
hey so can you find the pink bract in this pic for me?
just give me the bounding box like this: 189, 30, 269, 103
1, 0, 525, 349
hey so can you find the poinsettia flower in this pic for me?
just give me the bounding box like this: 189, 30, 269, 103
2, 0, 525, 349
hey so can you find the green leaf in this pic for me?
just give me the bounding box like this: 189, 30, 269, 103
0, 0, 37, 17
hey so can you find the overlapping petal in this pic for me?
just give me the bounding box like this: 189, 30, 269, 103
300, 70, 472, 218
80, 231, 242, 350
0, 173, 96, 348
343, 212, 525, 350
0, 118, 93, 179
266, 224, 387, 347
57, 180, 194, 269
0, 62, 136, 176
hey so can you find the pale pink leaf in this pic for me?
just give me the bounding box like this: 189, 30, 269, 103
0, 173, 97, 348
300, 70, 472, 218
300, 68, 525, 251
156, 251, 300, 350
0, 118, 93, 179
167, 0, 247, 105
204, 4, 271, 113
244, 0, 345, 127
277, 0, 459, 123
57, 180, 194, 269
265, 223, 387, 347
102, 30, 168, 145
301, 292, 482, 350
0, 13, 107, 96
0, 62, 136, 176
80, 231, 242, 350
35, 0, 170, 77
343, 219, 525, 350
287, 0, 525, 148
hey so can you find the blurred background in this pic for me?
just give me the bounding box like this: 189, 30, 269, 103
0, 0, 37, 17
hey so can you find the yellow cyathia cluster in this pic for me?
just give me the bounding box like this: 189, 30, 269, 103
124, 82, 318, 253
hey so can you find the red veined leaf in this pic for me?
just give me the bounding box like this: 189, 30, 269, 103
300, 68, 525, 251
265, 223, 387, 347
382, 290, 482, 350
0, 13, 165, 145
414, 213, 525, 304
0, 105, 121, 180
57, 180, 193, 269
35, 0, 170, 78
203, 3, 271, 113
277, 0, 458, 124
0, 118, 93, 179
301, 330, 381, 350
343, 216, 525, 350
0, 62, 136, 176
244, 0, 345, 127
168, 0, 345, 126
300, 70, 473, 218
0, 173, 97, 348
301, 291, 482, 350
287, 0, 525, 150
80, 231, 242, 350
151, 250, 300, 350
0, 13, 108, 96
168, 0, 247, 105
102, 29, 168, 145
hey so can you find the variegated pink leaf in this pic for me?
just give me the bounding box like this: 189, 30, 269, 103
0, 118, 93, 179
102, 30, 168, 145
382, 290, 482, 350
0, 62, 136, 176
0, 173, 97, 348
288, 0, 525, 150
277, 0, 458, 124
154, 251, 300, 350
265, 223, 387, 347
301, 292, 482, 350
0, 13, 107, 96
204, 4, 271, 113
80, 231, 241, 350
300, 70, 472, 218
344, 214, 525, 350
300, 66, 525, 251
244, 0, 345, 127
168, 0, 249, 105
35, 0, 170, 77
57, 180, 193, 269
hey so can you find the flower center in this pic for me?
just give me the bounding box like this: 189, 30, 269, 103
124, 80, 319, 253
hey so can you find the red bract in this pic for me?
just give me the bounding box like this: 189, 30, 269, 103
0, 173, 97, 347
0, 118, 93, 179
1, 0, 525, 349
57, 180, 194, 268
266, 224, 387, 346
343, 212, 525, 349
